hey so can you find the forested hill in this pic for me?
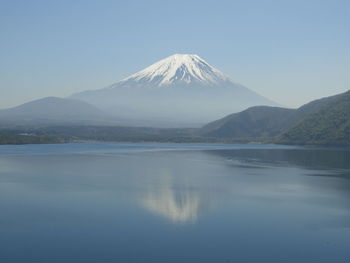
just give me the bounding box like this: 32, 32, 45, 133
200, 90, 350, 146
278, 90, 350, 145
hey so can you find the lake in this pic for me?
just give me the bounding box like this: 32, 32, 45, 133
0, 143, 349, 262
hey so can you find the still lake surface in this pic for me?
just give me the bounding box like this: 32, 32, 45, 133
0, 143, 349, 262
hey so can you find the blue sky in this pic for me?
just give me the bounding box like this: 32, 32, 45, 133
1, 0, 349, 108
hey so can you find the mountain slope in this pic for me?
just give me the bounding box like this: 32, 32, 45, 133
199, 106, 295, 139
278, 90, 350, 145
0, 97, 115, 125
200, 90, 350, 143
70, 54, 277, 126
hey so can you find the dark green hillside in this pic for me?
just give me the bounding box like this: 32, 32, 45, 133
278, 91, 350, 145
200, 90, 350, 144
199, 106, 295, 139
0, 132, 64, 144
0, 126, 207, 144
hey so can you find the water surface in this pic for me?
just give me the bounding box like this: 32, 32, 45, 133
0, 143, 349, 262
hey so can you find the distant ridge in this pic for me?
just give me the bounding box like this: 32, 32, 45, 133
1, 90, 349, 146
0, 97, 116, 125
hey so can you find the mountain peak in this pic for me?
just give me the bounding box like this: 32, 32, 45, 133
167, 53, 199, 59
117, 54, 230, 87
70, 53, 277, 126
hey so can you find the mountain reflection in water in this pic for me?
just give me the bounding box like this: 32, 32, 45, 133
143, 181, 200, 223
0, 143, 350, 263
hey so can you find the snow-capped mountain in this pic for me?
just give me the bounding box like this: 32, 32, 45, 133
70, 54, 277, 127
114, 54, 231, 87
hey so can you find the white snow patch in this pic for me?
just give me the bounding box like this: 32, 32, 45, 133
115, 54, 231, 87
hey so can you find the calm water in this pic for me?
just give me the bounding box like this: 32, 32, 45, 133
0, 143, 350, 263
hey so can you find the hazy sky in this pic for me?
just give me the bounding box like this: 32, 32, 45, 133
1, 0, 349, 109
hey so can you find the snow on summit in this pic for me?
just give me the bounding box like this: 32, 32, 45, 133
115, 54, 231, 87
70, 53, 277, 126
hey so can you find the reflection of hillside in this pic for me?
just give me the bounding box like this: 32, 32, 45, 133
143, 185, 200, 223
